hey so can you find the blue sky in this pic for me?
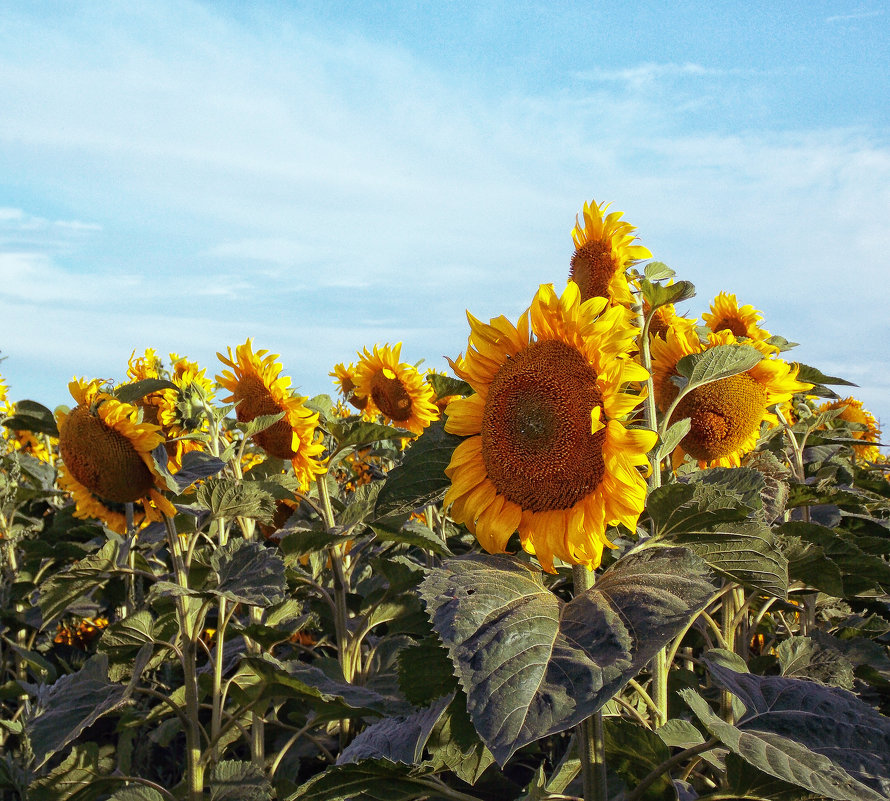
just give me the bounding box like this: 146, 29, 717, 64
1, 1, 888, 432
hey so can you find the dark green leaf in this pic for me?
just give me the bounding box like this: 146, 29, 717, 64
641, 278, 696, 311
27, 744, 115, 801
305, 394, 337, 425
169, 450, 226, 491
372, 519, 453, 556
776, 636, 855, 688
114, 378, 178, 403
329, 419, 407, 452
283, 759, 436, 801
108, 788, 166, 801
604, 719, 673, 801
209, 760, 272, 801
676, 344, 763, 387
426, 373, 472, 400
647, 479, 756, 538
3, 399, 59, 436
279, 523, 353, 562
420, 547, 714, 764
425, 692, 495, 785
655, 418, 691, 463
397, 637, 459, 706
795, 364, 858, 389
38, 540, 119, 626
374, 421, 462, 518
211, 540, 286, 607
780, 535, 845, 597
196, 477, 277, 522
722, 752, 823, 801
235, 412, 285, 438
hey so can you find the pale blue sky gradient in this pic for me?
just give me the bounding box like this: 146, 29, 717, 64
1, 2, 888, 431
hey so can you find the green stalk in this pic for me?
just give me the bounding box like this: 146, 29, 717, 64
573, 565, 608, 801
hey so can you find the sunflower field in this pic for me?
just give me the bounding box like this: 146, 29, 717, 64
2, 198, 890, 801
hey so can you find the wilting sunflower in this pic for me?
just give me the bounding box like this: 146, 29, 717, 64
56, 378, 177, 533
569, 198, 652, 306
651, 326, 811, 468
817, 397, 883, 462
352, 344, 439, 435
444, 282, 656, 572
330, 362, 375, 415
216, 340, 326, 488
702, 293, 776, 351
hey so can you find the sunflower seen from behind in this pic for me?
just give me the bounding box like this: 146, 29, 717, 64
569, 198, 652, 306
56, 378, 177, 533
651, 326, 811, 468
443, 282, 656, 572
216, 340, 325, 489
352, 344, 439, 436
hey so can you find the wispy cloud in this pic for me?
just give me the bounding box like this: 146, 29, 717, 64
825, 9, 884, 23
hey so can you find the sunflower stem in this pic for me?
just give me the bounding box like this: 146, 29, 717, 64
572, 565, 608, 801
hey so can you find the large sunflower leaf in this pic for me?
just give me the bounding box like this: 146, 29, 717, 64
420, 547, 715, 765
329, 419, 409, 453
682, 660, 890, 801
374, 421, 462, 518
37, 540, 120, 627
210, 540, 286, 607
284, 759, 437, 801
676, 344, 763, 387
196, 477, 277, 522
209, 760, 272, 801
113, 378, 178, 404
654, 520, 788, 597
2, 399, 59, 437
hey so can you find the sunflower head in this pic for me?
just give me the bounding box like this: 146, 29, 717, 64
569, 198, 651, 307
352, 344, 439, 436
817, 397, 883, 461
444, 282, 656, 572
701, 293, 777, 352
216, 340, 326, 488
57, 378, 176, 533
331, 362, 373, 414
127, 348, 163, 381
651, 329, 812, 468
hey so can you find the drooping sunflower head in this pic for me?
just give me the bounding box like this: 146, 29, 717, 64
127, 348, 163, 381
817, 397, 883, 462
702, 293, 776, 351
216, 340, 326, 488
651, 330, 812, 468
330, 362, 374, 415
569, 198, 652, 307
159, 354, 215, 433
352, 344, 439, 436
56, 378, 176, 533
444, 282, 656, 572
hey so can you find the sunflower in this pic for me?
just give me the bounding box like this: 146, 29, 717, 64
651, 327, 811, 468
352, 344, 439, 436
0, 376, 56, 463
216, 340, 326, 488
56, 378, 177, 533
702, 293, 776, 351
443, 282, 656, 572
569, 198, 652, 306
330, 362, 375, 415
817, 397, 883, 462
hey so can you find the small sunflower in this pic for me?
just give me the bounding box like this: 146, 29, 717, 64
56, 378, 177, 533
216, 340, 326, 488
444, 282, 656, 572
352, 344, 439, 435
330, 362, 375, 415
817, 397, 883, 462
569, 198, 652, 306
651, 327, 811, 468
702, 293, 776, 351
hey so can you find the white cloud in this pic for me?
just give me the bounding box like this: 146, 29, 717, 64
825, 9, 884, 23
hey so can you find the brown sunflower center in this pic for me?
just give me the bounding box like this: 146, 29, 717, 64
709, 317, 749, 338
481, 339, 606, 512
60, 405, 156, 503
370, 369, 412, 422
234, 374, 296, 460
673, 373, 768, 461
569, 240, 618, 302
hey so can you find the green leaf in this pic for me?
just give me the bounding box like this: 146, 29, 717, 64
795, 363, 858, 389
26, 652, 146, 768
721, 752, 823, 801
425, 692, 495, 785
27, 743, 116, 801
775, 636, 855, 688
2, 399, 59, 436
209, 760, 272, 801
643, 261, 676, 282
780, 534, 845, 597
397, 637, 459, 707
420, 547, 714, 765
374, 421, 462, 518
654, 417, 691, 462
305, 393, 337, 425
641, 278, 696, 311
426, 373, 472, 400
338, 695, 452, 765
329, 419, 407, 452
210, 540, 286, 607
169, 450, 226, 491
283, 759, 437, 801
604, 719, 673, 801
683, 660, 890, 801
114, 378, 178, 403
372, 519, 453, 556
196, 477, 277, 522
234, 412, 285, 438
279, 523, 353, 562
37, 540, 119, 626
97, 610, 178, 662
108, 788, 166, 801
676, 344, 763, 387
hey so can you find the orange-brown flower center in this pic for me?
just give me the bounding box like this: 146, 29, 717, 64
370, 370, 412, 422
570, 240, 618, 302
481, 339, 606, 512
672, 373, 767, 461
709, 316, 749, 338
340, 376, 368, 411
233, 373, 296, 460
60, 406, 156, 503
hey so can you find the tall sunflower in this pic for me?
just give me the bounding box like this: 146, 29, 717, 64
352, 344, 439, 435
330, 362, 375, 415
817, 397, 883, 462
216, 340, 326, 488
651, 326, 811, 468
443, 282, 656, 572
56, 378, 177, 533
702, 293, 776, 352
569, 198, 652, 306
